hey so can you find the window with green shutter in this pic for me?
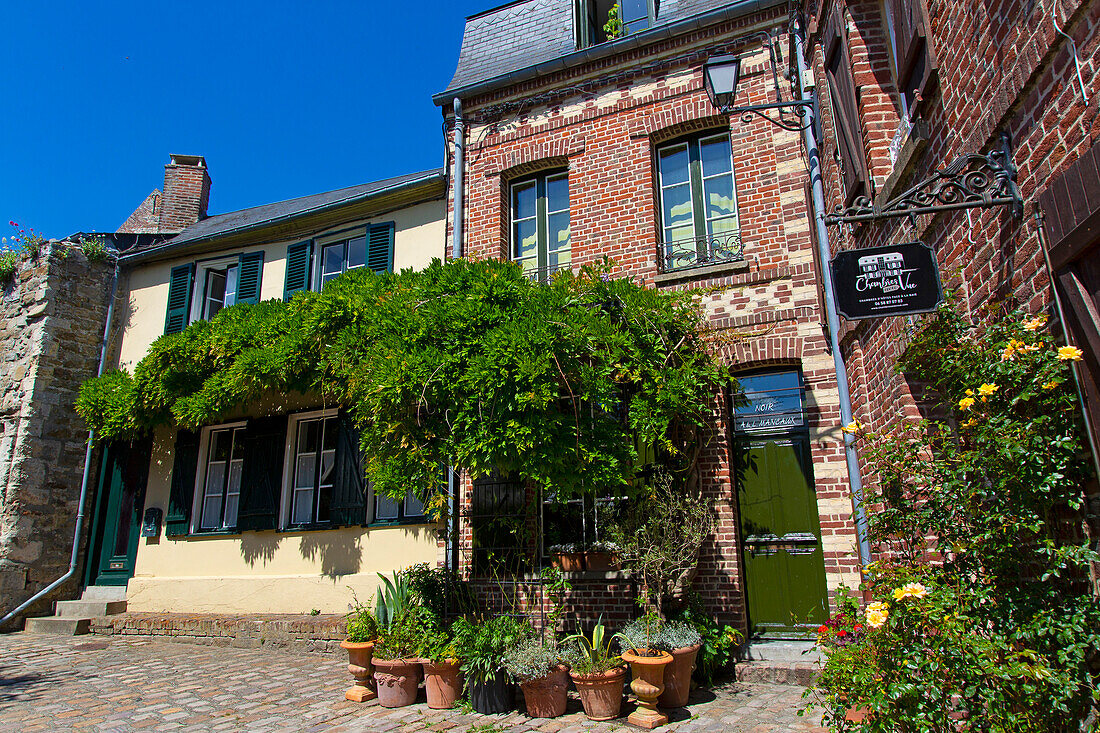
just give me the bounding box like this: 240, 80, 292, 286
164, 263, 195, 335
284, 240, 314, 300
165, 429, 201, 536
236, 251, 264, 304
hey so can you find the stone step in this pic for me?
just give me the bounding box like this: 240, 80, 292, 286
24, 617, 91, 635
81, 585, 127, 602
55, 600, 127, 618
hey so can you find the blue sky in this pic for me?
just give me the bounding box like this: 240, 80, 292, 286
1, 1, 488, 239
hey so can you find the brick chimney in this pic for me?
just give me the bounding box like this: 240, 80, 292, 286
157, 154, 212, 233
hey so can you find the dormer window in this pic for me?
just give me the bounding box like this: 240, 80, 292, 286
576, 0, 655, 48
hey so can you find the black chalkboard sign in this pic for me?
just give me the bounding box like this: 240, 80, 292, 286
830, 242, 944, 320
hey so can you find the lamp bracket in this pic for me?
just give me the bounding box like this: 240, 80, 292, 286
825, 133, 1023, 225
722, 99, 815, 132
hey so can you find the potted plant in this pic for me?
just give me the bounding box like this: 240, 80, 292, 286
584, 540, 620, 571
503, 637, 577, 718
452, 615, 531, 714
547, 543, 585, 572
655, 620, 702, 708
371, 572, 428, 708
618, 613, 673, 729
563, 617, 628, 720
340, 594, 380, 702
420, 624, 463, 709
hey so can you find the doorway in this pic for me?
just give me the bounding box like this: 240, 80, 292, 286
85, 439, 151, 588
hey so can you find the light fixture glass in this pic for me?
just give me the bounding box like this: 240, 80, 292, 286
703, 54, 742, 111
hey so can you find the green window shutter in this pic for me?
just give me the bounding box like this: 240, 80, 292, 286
283, 240, 314, 300
165, 429, 201, 536
236, 251, 264, 304
237, 415, 288, 531
366, 223, 394, 274
330, 411, 368, 527
164, 263, 195, 334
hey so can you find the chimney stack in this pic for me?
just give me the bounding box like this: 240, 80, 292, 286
157, 154, 212, 233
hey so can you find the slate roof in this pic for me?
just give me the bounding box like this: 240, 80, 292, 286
437, 0, 782, 102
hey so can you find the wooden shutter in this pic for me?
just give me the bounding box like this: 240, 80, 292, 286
886, 0, 935, 105
165, 429, 200, 536
236, 251, 264, 305
164, 263, 195, 335
283, 240, 314, 300
823, 5, 871, 205
330, 411, 368, 526
366, 223, 395, 274
236, 415, 288, 531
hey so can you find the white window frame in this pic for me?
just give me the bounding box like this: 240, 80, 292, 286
279, 408, 340, 529
191, 420, 248, 533
371, 485, 428, 525
312, 227, 369, 290
189, 256, 240, 325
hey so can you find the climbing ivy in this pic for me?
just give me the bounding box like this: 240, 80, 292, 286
77, 258, 728, 501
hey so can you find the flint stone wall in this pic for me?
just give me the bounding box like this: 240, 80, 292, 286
0, 242, 114, 627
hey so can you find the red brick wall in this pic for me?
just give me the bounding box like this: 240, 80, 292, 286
445, 8, 863, 630
159, 157, 212, 233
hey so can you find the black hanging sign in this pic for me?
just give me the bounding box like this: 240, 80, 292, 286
830, 242, 943, 320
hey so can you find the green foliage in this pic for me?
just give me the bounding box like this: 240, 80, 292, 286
617, 611, 664, 653
503, 636, 580, 681
344, 593, 380, 643
402, 562, 479, 619
374, 605, 439, 660
419, 622, 459, 664
654, 620, 701, 652
452, 615, 534, 685
562, 616, 626, 675
374, 570, 413, 634
603, 2, 625, 39
666, 594, 743, 683
78, 259, 726, 505
608, 468, 717, 616
0, 250, 18, 282
807, 306, 1100, 732
78, 234, 110, 263
539, 566, 571, 635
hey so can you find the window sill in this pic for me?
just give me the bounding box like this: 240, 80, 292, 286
183, 528, 242, 538
879, 118, 930, 205
368, 517, 432, 528
654, 258, 750, 286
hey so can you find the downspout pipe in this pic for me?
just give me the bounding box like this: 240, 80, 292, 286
793, 19, 874, 571
1, 242, 120, 628
452, 97, 465, 260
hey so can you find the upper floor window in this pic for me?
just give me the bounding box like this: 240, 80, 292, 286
511, 172, 570, 282
883, 0, 935, 120
283, 222, 395, 300
656, 132, 742, 271
165, 251, 264, 335
576, 0, 655, 48
320, 234, 367, 287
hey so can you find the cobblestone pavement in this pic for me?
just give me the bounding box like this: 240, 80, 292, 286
0, 633, 827, 733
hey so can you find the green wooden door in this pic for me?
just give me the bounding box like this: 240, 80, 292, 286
735, 436, 829, 638
87, 440, 151, 587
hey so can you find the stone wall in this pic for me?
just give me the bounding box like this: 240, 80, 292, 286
0, 242, 114, 627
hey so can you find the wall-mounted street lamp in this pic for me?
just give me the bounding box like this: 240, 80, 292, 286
702, 33, 814, 132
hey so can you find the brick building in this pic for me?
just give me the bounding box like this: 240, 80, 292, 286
434, 0, 864, 636
806, 0, 1100, 578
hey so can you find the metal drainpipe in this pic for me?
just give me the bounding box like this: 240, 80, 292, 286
452, 97, 465, 260
1, 242, 121, 628
792, 19, 874, 571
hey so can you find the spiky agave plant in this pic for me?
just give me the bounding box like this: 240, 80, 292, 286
562, 616, 628, 675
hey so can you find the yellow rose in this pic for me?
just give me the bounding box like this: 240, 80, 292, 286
1057, 346, 1084, 361
964, 389, 974, 397
1000, 345, 1015, 361
1042, 381, 1059, 390
978, 383, 998, 397
958, 396, 975, 410
841, 420, 863, 434
892, 582, 928, 601
962, 417, 978, 427
865, 601, 890, 628
1023, 316, 1046, 331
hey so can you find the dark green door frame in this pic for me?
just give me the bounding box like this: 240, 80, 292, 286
84, 440, 152, 588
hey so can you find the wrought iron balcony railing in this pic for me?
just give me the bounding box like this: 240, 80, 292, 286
521, 263, 570, 284
659, 232, 745, 273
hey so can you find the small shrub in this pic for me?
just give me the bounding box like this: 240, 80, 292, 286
503, 637, 579, 682
667, 594, 744, 683
0, 250, 17, 282
617, 612, 664, 653
344, 594, 380, 643
452, 615, 533, 685
654, 620, 701, 652
374, 606, 438, 659
79, 235, 110, 263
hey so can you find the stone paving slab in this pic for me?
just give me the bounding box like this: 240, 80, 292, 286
0, 632, 827, 732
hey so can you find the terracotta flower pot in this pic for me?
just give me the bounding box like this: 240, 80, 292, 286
621, 649, 673, 729
570, 666, 627, 721
469, 670, 514, 714
658, 643, 701, 708
339, 640, 377, 702
551, 552, 586, 572
372, 657, 420, 708
422, 659, 463, 709
585, 551, 616, 571
519, 664, 570, 718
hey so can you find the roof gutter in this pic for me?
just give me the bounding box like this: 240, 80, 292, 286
121, 170, 446, 264
432, 0, 784, 107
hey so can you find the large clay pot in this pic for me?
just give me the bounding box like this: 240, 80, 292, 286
550, 552, 586, 572
372, 657, 420, 708
658, 643, 701, 708
622, 649, 673, 729
422, 659, 463, 709
519, 664, 570, 718
340, 640, 377, 702
585, 552, 615, 571
570, 666, 627, 721
469, 670, 514, 714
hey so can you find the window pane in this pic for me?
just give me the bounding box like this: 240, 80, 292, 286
699, 136, 733, 177
224, 265, 238, 307
405, 489, 425, 518
346, 237, 366, 270
658, 145, 690, 186
661, 183, 694, 239
704, 175, 736, 219
319, 450, 335, 487
513, 219, 538, 259
322, 418, 338, 451
513, 181, 537, 220
292, 489, 314, 524
322, 244, 344, 283
546, 175, 569, 212
548, 212, 570, 253
227, 460, 243, 493
732, 371, 804, 432
549, 248, 571, 271
201, 496, 222, 530
621, 0, 649, 32
205, 463, 225, 498
709, 216, 740, 239
298, 420, 319, 454
230, 428, 246, 460
375, 493, 399, 520
211, 430, 231, 462
223, 494, 239, 528
295, 454, 317, 490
